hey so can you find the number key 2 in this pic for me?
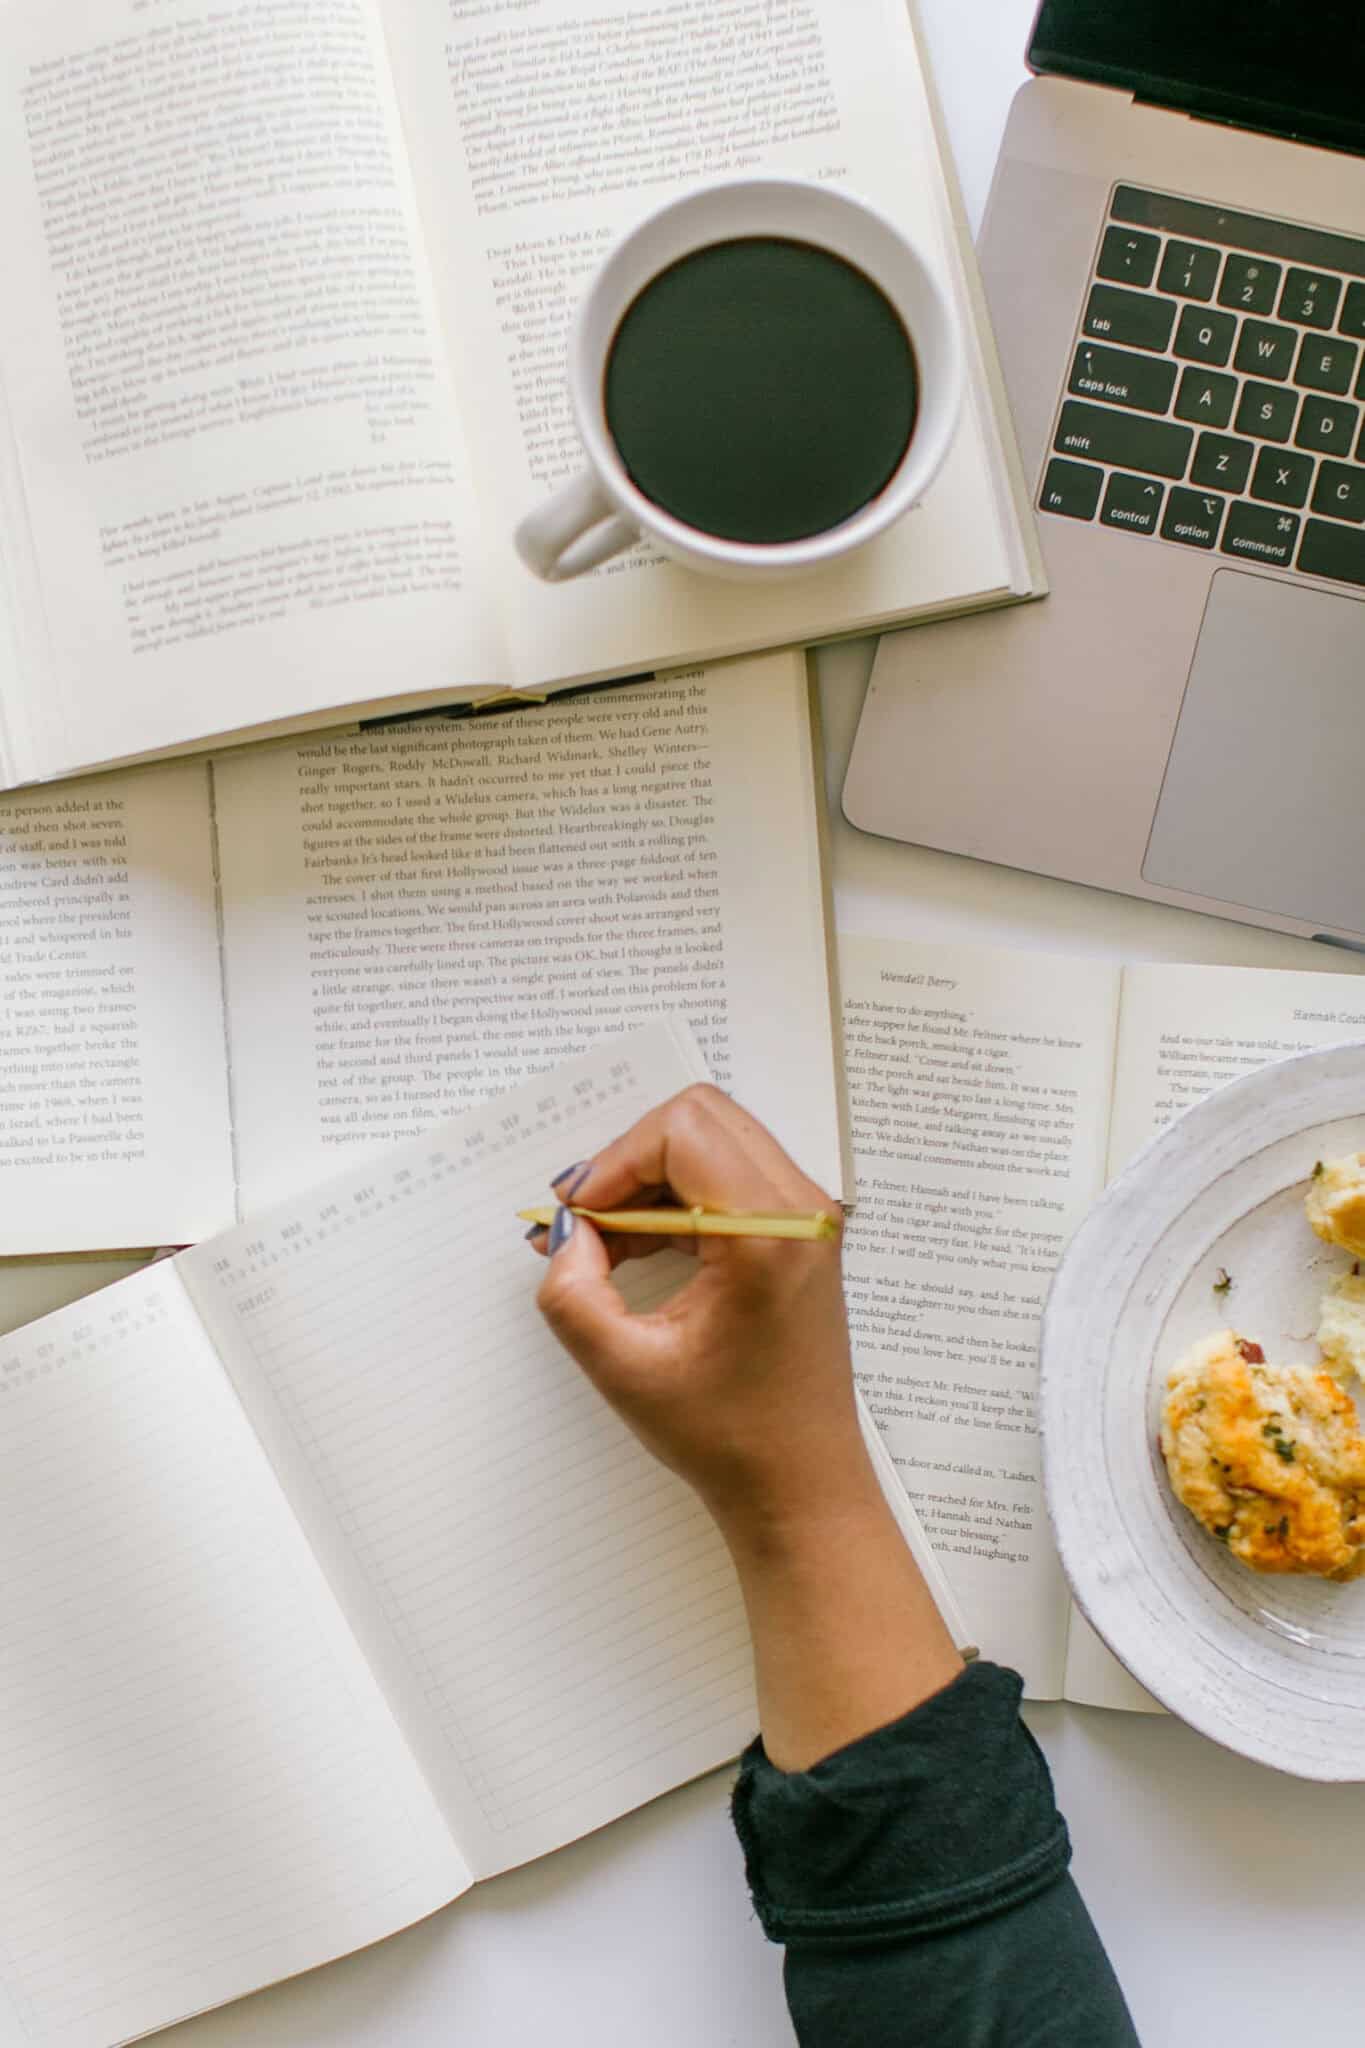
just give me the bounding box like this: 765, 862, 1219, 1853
1218, 255, 1282, 315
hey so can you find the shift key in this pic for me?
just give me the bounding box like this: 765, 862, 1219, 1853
1054, 401, 1193, 479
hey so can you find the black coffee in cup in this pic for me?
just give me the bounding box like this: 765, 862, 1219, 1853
602, 235, 919, 547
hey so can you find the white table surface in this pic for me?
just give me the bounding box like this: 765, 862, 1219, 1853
10, 7, 1365, 2043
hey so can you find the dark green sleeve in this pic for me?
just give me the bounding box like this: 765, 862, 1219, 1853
730, 1661, 1140, 2047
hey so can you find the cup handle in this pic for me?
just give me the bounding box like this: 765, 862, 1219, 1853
514, 471, 640, 582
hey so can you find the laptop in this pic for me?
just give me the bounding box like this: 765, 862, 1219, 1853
844, 0, 1365, 949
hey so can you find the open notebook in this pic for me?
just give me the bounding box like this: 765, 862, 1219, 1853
0, 1019, 963, 2048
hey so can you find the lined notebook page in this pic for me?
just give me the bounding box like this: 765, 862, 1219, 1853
0, 1264, 466, 2048
180, 1021, 760, 1879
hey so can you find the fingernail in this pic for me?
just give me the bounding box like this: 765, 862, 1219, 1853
525, 1224, 547, 1243
548, 1205, 575, 1255
551, 1161, 586, 1188
552, 1161, 594, 1198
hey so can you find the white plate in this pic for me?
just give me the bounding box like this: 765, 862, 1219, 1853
1041, 1040, 1365, 1780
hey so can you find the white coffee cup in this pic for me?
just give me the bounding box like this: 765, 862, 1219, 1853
514, 176, 962, 584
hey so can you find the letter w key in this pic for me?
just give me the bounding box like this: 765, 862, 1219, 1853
1233, 321, 1297, 380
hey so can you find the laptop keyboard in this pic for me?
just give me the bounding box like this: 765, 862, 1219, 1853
1039, 185, 1365, 592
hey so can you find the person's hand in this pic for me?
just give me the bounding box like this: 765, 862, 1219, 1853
529, 1083, 876, 1541
529, 1084, 961, 1769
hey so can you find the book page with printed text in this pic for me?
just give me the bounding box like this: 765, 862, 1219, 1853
837, 934, 1119, 1696
0, 762, 234, 1253
0, 0, 504, 783
380, 0, 1021, 686
211, 653, 846, 1210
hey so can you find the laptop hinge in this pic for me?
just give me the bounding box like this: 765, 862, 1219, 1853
1134, 90, 1363, 159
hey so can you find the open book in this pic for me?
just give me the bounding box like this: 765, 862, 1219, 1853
0, 0, 1042, 789
0, 652, 845, 1256
839, 933, 1365, 1713
0, 1018, 963, 2048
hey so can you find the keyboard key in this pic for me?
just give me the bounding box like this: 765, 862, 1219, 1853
1174, 367, 1236, 429
1295, 395, 1360, 457
1340, 283, 1365, 340
1234, 381, 1299, 442
1191, 433, 1253, 494
1100, 472, 1165, 534
1218, 254, 1282, 315
1312, 461, 1365, 523
1250, 445, 1314, 508
1039, 456, 1104, 520
1280, 270, 1347, 332
1097, 225, 1160, 287
1158, 240, 1221, 301
1068, 343, 1177, 413
1222, 500, 1300, 567
1161, 487, 1225, 549
1234, 320, 1297, 381
1295, 334, 1359, 395
1174, 305, 1236, 366
1082, 284, 1177, 353
1053, 401, 1193, 478
1279, 268, 1343, 329
1300, 517, 1365, 586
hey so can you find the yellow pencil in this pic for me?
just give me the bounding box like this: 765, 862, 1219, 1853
517, 1205, 838, 1243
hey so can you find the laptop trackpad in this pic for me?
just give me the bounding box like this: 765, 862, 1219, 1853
1143, 570, 1365, 935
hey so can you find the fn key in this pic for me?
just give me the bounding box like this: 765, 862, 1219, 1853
1040, 457, 1102, 521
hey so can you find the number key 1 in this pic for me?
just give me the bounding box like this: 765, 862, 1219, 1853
1157, 241, 1221, 301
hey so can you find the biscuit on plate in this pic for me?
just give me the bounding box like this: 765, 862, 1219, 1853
1318, 1270, 1365, 1385
1306, 1152, 1365, 1260
1161, 1329, 1365, 1579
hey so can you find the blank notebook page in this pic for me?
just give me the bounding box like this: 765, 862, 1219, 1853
0, 1265, 465, 2048
182, 1021, 759, 1878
